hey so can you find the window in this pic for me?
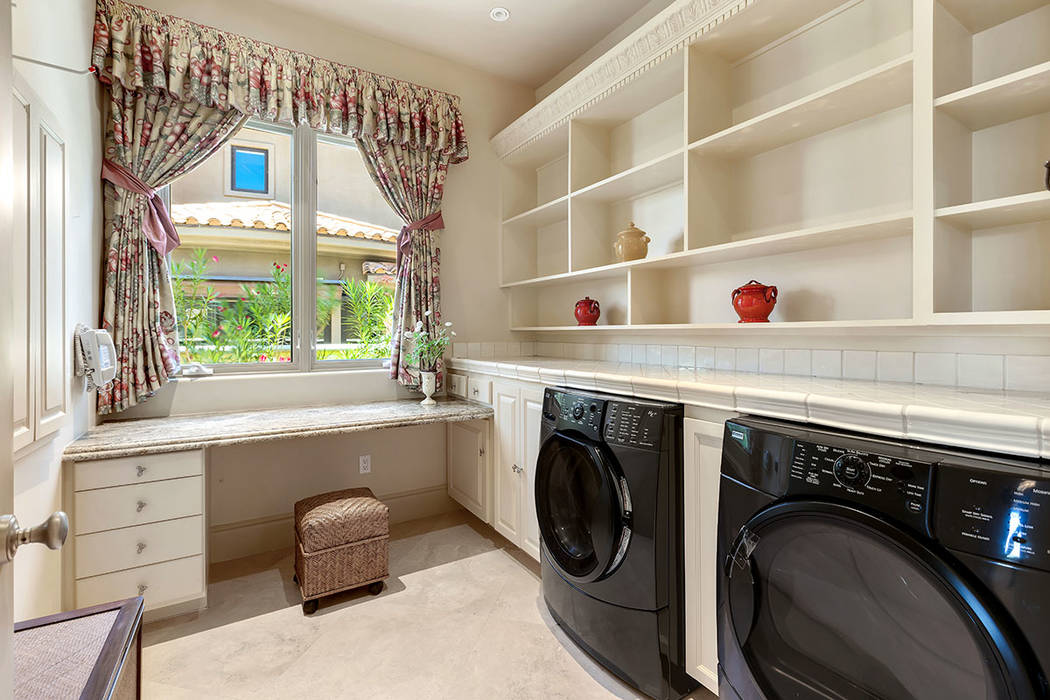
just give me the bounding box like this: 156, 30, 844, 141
224, 140, 274, 198
167, 121, 399, 373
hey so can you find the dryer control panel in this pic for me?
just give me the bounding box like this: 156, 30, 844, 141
788, 440, 934, 533
604, 402, 664, 450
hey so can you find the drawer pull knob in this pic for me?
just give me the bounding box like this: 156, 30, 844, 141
136, 542, 147, 554
138, 584, 148, 596
136, 500, 147, 513
136, 465, 146, 477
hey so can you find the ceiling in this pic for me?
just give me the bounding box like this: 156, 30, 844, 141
263, 0, 658, 88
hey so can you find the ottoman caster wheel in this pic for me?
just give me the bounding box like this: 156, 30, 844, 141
368, 582, 384, 596
302, 599, 318, 615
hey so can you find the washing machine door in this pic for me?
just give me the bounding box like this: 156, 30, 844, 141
724, 500, 1042, 700
535, 431, 631, 585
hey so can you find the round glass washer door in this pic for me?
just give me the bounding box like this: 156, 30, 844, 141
535, 432, 624, 583
726, 503, 1037, 700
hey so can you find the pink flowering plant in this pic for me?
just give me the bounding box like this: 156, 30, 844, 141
405, 312, 454, 373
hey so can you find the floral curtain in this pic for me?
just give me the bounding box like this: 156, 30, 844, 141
355, 138, 450, 388
96, 84, 247, 414
91, 0, 469, 408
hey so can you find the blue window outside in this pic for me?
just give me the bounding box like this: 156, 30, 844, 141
230, 145, 269, 194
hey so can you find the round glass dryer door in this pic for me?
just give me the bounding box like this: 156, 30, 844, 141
535, 432, 625, 583
726, 505, 1029, 700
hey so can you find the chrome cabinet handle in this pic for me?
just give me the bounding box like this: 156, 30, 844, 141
472, 387, 479, 395
0, 511, 69, 565
512, 464, 523, 474
138, 584, 148, 595
136, 465, 146, 477
136, 542, 147, 554
136, 500, 147, 513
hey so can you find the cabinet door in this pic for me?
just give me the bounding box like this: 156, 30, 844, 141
447, 420, 488, 522
518, 384, 545, 561
683, 417, 728, 695
491, 380, 521, 542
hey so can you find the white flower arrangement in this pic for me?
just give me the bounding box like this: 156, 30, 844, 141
406, 311, 455, 372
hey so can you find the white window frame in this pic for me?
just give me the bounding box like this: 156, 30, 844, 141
223, 138, 275, 199
173, 120, 391, 376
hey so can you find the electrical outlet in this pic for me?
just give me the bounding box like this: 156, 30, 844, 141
359, 454, 371, 474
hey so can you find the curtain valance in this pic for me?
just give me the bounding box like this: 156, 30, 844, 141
91, 0, 469, 163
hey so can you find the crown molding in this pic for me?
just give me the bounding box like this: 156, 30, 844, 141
491, 0, 752, 159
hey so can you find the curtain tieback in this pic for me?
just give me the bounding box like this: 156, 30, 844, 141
101, 159, 180, 257
396, 210, 445, 268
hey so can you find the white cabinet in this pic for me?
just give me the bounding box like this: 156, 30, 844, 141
519, 384, 544, 561
683, 415, 731, 694
446, 420, 489, 522
12, 72, 67, 453
492, 379, 521, 543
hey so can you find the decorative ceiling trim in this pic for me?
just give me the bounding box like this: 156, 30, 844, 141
491, 0, 753, 159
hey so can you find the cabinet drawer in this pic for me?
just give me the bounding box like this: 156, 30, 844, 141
448, 374, 468, 399
74, 476, 203, 535
75, 515, 204, 579
76, 555, 204, 611
75, 450, 203, 491
468, 377, 492, 405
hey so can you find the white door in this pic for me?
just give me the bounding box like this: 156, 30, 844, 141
518, 385, 545, 561
447, 420, 488, 522
0, 0, 16, 692
492, 380, 521, 542
683, 417, 730, 695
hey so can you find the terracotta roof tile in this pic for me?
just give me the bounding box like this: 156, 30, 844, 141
170, 201, 398, 244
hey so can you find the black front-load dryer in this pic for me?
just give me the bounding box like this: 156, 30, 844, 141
536, 387, 696, 700
718, 416, 1050, 700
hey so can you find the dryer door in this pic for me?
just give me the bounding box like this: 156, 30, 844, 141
535, 431, 631, 585
723, 500, 1042, 700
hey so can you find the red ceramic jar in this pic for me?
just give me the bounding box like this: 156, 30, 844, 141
731, 280, 777, 323
574, 297, 601, 326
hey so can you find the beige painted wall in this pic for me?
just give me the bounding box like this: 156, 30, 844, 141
11, 0, 103, 621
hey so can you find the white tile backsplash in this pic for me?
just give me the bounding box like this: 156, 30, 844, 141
915, 353, 956, 386
1006, 355, 1050, 393
759, 348, 785, 375
454, 341, 1046, 392
784, 349, 811, 376
877, 351, 913, 383
958, 354, 1004, 390
736, 348, 759, 373
696, 347, 715, 369
715, 347, 735, 370
812, 350, 842, 378
646, 344, 662, 366
677, 346, 696, 369
662, 345, 678, 367
842, 350, 876, 381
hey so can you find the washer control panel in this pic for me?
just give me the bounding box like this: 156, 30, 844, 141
936, 467, 1050, 571
604, 402, 663, 450
543, 391, 605, 441
789, 440, 932, 529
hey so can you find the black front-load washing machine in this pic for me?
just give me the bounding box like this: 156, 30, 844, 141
718, 415, 1050, 700
535, 387, 696, 700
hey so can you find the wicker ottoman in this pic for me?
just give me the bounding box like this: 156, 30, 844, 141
293, 487, 389, 614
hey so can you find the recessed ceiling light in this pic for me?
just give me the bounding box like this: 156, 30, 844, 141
489, 7, 510, 22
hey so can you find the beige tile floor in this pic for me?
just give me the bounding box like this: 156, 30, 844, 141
143, 510, 717, 699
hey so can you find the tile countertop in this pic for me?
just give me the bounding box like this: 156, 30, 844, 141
64, 398, 493, 462
449, 357, 1050, 459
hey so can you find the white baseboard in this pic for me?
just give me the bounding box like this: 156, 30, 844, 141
208, 484, 456, 563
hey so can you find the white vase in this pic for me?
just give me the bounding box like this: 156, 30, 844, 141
420, 371, 437, 406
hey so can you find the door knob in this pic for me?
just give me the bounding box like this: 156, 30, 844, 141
0, 511, 69, 565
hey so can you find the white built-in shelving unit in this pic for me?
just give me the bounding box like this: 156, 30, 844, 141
495, 0, 1050, 333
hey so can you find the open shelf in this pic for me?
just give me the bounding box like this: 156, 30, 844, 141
502, 196, 569, 227
690, 0, 848, 62
688, 55, 913, 159
510, 319, 918, 333
936, 0, 1046, 33
936, 192, 1050, 229
501, 123, 569, 220
502, 212, 913, 289
572, 149, 683, 202
935, 61, 1050, 130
